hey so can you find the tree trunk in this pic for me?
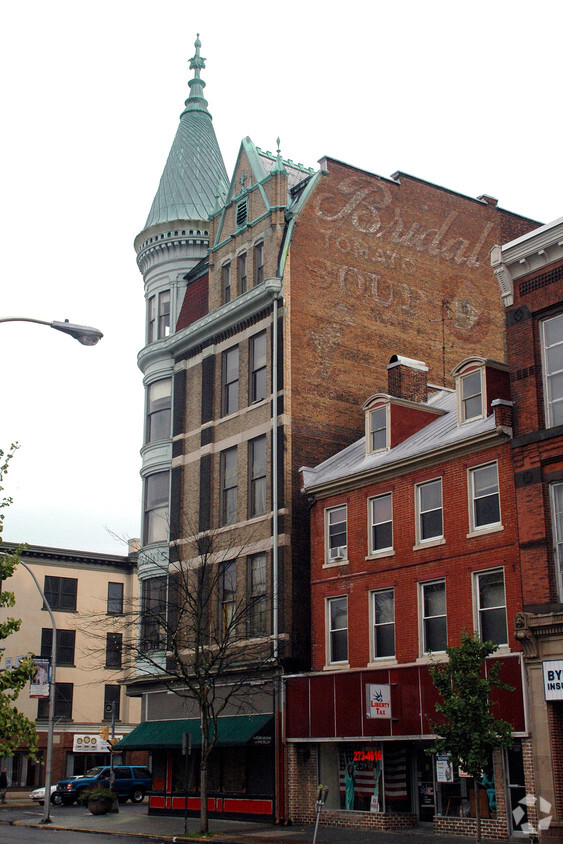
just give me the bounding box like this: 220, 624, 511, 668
200, 758, 208, 833
474, 779, 481, 843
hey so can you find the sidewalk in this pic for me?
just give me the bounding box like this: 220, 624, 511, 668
0, 793, 522, 843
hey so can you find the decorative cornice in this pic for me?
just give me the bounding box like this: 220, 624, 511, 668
490, 217, 563, 305
515, 610, 563, 660
138, 277, 282, 374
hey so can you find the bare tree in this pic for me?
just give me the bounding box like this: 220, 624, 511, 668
83, 525, 274, 833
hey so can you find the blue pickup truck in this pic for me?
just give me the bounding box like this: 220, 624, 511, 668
55, 765, 152, 805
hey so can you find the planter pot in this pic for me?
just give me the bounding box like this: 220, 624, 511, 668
87, 798, 113, 815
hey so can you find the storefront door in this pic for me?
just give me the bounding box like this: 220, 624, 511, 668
415, 748, 435, 822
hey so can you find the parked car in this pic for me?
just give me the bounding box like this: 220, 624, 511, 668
55, 766, 152, 805
29, 777, 79, 805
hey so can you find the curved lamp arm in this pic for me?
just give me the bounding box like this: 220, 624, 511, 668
0, 317, 103, 346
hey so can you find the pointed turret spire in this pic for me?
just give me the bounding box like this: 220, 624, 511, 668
140, 35, 228, 231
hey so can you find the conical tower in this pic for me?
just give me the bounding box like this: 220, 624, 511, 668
135, 36, 227, 599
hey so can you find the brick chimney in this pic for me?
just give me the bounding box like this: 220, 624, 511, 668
387, 355, 428, 403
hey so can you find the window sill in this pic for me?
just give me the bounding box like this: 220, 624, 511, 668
412, 537, 445, 551
323, 559, 349, 569
365, 550, 395, 562
323, 662, 350, 671
466, 524, 504, 539
367, 657, 397, 668
416, 653, 448, 664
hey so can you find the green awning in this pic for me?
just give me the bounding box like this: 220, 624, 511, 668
114, 714, 274, 751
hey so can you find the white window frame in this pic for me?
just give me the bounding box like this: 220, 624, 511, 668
420, 579, 447, 654
371, 588, 395, 660
326, 595, 348, 665
468, 461, 501, 534
366, 404, 388, 454
325, 505, 348, 563
458, 367, 485, 423
541, 313, 563, 428
473, 568, 508, 646
368, 493, 393, 555
415, 478, 443, 545
550, 482, 563, 601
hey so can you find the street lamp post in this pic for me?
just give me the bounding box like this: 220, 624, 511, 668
1, 314, 102, 822
0, 317, 103, 346
19, 561, 56, 825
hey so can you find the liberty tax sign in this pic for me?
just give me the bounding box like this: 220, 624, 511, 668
366, 684, 391, 719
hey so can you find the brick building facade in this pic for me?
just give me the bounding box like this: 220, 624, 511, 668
286, 356, 530, 838
126, 36, 539, 822
492, 216, 563, 843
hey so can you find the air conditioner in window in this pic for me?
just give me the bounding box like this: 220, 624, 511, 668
329, 546, 347, 561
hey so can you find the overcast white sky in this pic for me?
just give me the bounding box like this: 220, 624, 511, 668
0, 0, 560, 555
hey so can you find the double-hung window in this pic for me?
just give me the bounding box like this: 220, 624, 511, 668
146, 378, 172, 443
222, 346, 239, 415
372, 589, 395, 659
254, 241, 264, 285
421, 580, 447, 653
248, 552, 267, 636
250, 332, 267, 403
238, 252, 247, 294
103, 685, 121, 721
107, 582, 124, 615
140, 575, 167, 651
551, 482, 563, 601
327, 596, 348, 664
148, 291, 171, 343
475, 569, 507, 645
369, 406, 387, 452
461, 369, 483, 421
369, 493, 393, 553
222, 262, 231, 303
326, 505, 347, 562
144, 471, 169, 545
249, 436, 266, 517
41, 628, 75, 666
105, 633, 123, 669
416, 478, 443, 543
44, 576, 77, 612
541, 313, 563, 427
221, 447, 238, 525
470, 462, 500, 531
38, 683, 73, 720
221, 561, 236, 638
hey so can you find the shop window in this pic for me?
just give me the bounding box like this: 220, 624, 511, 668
421, 580, 447, 653
254, 241, 264, 285
541, 312, 563, 427
38, 683, 73, 720
146, 378, 172, 443
416, 478, 443, 543
222, 346, 239, 415
326, 505, 347, 562
143, 471, 169, 545
327, 595, 348, 664
41, 628, 75, 666
103, 685, 120, 721
44, 576, 77, 612
369, 493, 393, 554
220, 447, 238, 525
249, 436, 267, 517
250, 331, 267, 403
105, 632, 122, 668
470, 462, 500, 531
248, 552, 266, 635
474, 569, 507, 645
238, 252, 247, 293
372, 589, 395, 659
107, 582, 124, 615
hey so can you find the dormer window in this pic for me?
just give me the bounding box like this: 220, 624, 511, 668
460, 369, 483, 422
363, 400, 388, 455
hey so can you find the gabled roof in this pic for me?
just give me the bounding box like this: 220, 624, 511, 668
301, 388, 503, 494
142, 36, 229, 230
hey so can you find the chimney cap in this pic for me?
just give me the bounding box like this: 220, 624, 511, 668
387, 355, 428, 372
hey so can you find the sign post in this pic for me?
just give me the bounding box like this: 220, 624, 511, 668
312, 785, 329, 844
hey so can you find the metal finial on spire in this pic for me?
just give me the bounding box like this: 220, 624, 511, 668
182, 34, 210, 117
271, 137, 287, 175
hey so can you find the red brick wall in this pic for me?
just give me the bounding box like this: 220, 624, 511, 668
310, 442, 521, 670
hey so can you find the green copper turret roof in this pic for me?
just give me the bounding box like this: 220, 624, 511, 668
142, 35, 228, 229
